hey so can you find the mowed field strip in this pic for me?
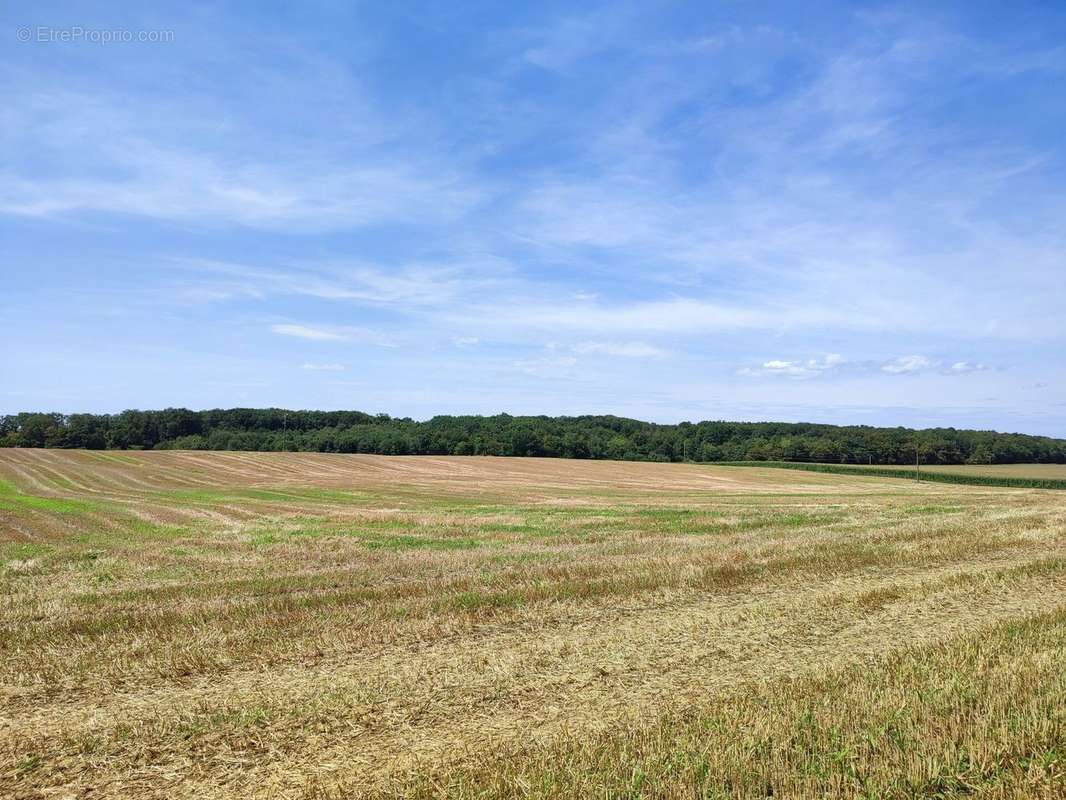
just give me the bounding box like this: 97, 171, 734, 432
1, 450, 1064, 798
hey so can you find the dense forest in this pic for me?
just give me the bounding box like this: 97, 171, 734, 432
2, 409, 1064, 465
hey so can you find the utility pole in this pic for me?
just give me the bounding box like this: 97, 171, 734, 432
915, 448, 920, 483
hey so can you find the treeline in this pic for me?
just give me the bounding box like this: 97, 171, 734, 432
2, 408, 1065, 465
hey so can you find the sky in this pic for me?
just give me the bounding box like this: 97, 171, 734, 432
3, 2, 1065, 435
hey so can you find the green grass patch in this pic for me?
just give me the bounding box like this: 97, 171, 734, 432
160, 487, 381, 507
14, 753, 42, 776
71, 517, 192, 549
443, 588, 525, 611
486, 523, 545, 534
0, 479, 100, 514
0, 542, 53, 561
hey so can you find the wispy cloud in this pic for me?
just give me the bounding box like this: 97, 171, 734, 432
175, 258, 507, 309
0, 152, 478, 233
494, 299, 877, 335
302, 362, 345, 371
271, 324, 344, 341
269, 323, 396, 347
0, 91, 481, 232
519, 8, 635, 71
514, 355, 579, 378
573, 341, 667, 358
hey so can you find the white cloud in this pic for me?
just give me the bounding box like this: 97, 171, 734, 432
452, 336, 480, 347
881, 355, 933, 374
947, 361, 989, 374
271, 324, 344, 341
742, 353, 993, 380
740, 354, 847, 379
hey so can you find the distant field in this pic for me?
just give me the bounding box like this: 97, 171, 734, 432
810, 462, 1066, 479
1, 450, 1064, 798
723, 460, 1066, 488
915, 463, 1066, 479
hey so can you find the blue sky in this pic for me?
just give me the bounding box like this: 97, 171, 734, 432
3, 2, 1065, 435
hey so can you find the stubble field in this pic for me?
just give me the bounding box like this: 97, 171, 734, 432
1, 450, 1064, 799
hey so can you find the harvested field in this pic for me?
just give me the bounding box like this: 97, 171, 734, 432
1, 450, 1064, 798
